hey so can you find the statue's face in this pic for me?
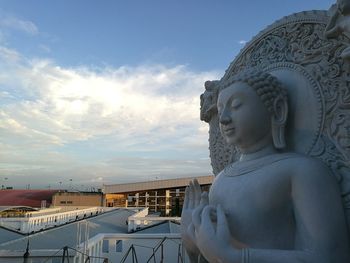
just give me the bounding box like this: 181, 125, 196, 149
217, 82, 272, 150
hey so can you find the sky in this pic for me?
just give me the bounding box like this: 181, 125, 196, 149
0, 0, 334, 189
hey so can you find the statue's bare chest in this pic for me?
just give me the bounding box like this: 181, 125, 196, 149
210, 165, 291, 214
209, 161, 295, 247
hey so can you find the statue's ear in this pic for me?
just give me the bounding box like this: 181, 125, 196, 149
271, 97, 288, 149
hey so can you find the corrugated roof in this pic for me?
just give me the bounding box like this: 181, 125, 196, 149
0, 206, 38, 213
103, 175, 214, 194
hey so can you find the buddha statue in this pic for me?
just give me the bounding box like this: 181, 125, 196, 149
181, 69, 350, 263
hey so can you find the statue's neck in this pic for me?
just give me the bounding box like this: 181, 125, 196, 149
239, 144, 277, 162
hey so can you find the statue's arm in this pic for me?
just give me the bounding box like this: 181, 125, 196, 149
238, 159, 350, 263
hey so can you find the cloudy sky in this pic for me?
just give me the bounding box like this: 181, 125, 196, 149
0, 0, 333, 189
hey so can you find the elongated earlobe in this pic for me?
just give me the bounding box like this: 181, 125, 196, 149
271, 97, 288, 149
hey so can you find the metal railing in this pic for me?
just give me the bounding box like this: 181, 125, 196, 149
120, 237, 184, 263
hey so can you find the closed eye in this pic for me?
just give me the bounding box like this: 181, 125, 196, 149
231, 99, 242, 109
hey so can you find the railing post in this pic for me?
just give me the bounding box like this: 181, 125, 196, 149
131, 245, 138, 263
62, 246, 69, 263
23, 238, 30, 263
160, 243, 164, 263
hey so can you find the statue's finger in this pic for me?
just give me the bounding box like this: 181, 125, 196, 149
216, 204, 230, 238
192, 204, 203, 230
188, 223, 196, 241
192, 192, 209, 228
189, 181, 195, 208
201, 205, 216, 234
183, 186, 189, 209
193, 179, 201, 206
200, 192, 209, 206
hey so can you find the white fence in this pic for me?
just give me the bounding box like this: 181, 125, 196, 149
0, 207, 111, 234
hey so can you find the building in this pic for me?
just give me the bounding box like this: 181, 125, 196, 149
0, 190, 60, 208
103, 175, 213, 216
0, 206, 108, 234
52, 191, 103, 209
0, 176, 214, 262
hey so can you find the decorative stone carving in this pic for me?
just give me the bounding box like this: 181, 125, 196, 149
325, 0, 350, 61
181, 2, 350, 262
200, 80, 219, 123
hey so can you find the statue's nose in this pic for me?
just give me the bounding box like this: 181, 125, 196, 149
219, 111, 231, 125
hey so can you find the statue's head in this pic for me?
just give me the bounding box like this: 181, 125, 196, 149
217, 69, 288, 151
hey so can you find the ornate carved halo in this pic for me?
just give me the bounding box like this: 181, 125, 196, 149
208, 10, 349, 184
264, 62, 324, 155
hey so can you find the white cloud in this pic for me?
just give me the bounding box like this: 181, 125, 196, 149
238, 40, 247, 45
0, 15, 39, 35
0, 46, 219, 188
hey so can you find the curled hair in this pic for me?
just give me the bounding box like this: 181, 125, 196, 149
220, 69, 288, 114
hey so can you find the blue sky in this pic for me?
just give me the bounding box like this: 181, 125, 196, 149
0, 0, 334, 189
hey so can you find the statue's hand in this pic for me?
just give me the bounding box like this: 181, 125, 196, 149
181, 179, 203, 259
192, 204, 239, 263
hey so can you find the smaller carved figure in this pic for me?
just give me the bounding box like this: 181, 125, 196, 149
200, 80, 219, 123
325, 0, 350, 61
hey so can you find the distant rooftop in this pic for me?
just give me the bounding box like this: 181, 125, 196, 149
0, 190, 60, 208
103, 175, 214, 194
0, 206, 38, 213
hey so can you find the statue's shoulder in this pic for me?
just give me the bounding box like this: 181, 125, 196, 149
255, 153, 331, 178
283, 153, 336, 183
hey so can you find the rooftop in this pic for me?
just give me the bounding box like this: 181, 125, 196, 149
0, 208, 135, 250
103, 175, 214, 194
0, 190, 59, 208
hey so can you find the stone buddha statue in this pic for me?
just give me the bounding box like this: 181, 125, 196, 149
181, 69, 350, 263
181, 3, 350, 261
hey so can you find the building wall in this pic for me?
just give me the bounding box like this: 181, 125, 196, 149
52, 192, 103, 208
103, 175, 213, 194
105, 184, 211, 216
104, 194, 126, 207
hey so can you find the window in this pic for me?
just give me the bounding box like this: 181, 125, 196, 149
60, 201, 67, 204
116, 240, 123, 252
102, 239, 109, 253
67, 201, 73, 204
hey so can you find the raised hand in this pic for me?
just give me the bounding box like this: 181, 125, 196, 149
181, 179, 203, 262
192, 203, 239, 263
